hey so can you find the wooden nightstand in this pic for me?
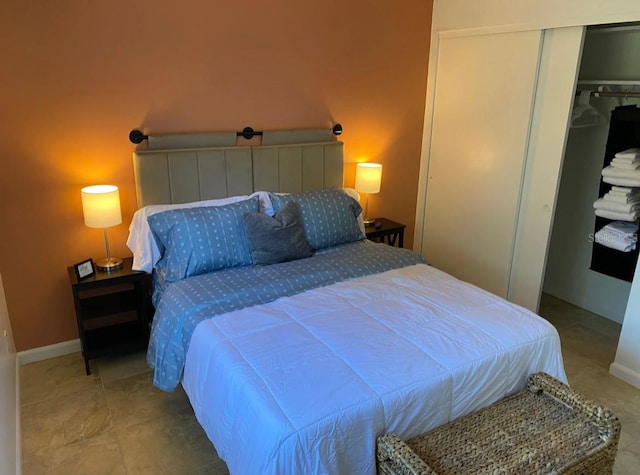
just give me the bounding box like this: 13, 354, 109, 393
67, 257, 152, 375
365, 218, 406, 248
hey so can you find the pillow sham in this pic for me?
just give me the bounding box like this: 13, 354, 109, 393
264, 188, 365, 234
148, 196, 259, 283
127, 192, 280, 273
243, 201, 314, 266
269, 188, 365, 250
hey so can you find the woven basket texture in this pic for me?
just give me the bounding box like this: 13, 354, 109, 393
377, 373, 620, 475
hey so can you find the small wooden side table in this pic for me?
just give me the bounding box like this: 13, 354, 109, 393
365, 218, 406, 248
67, 257, 152, 375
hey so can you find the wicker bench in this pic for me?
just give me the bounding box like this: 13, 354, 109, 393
377, 373, 620, 475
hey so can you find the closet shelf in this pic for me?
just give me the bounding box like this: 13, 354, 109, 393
576, 81, 640, 99
578, 80, 640, 86
590, 105, 640, 283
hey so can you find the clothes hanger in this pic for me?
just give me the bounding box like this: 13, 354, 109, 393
570, 89, 608, 128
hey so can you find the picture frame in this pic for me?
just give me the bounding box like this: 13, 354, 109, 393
74, 258, 95, 280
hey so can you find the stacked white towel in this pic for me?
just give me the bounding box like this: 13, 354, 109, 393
594, 220, 638, 252
602, 148, 640, 186
603, 186, 640, 203
595, 186, 640, 221
614, 148, 640, 159
610, 158, 640, 170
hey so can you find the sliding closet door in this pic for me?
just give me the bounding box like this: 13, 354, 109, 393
507, 27, 584, 310
422, 30, 542, 297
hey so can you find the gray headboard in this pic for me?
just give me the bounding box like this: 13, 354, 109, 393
132, 130, 344, 207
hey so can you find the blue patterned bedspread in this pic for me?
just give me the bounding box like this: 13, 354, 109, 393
147, 240, 427, 391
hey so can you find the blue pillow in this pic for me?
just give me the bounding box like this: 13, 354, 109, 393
148, 197, 259, 282
269, 189, 364, 250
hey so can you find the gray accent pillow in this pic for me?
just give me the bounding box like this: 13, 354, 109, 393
243, 201, 314, 266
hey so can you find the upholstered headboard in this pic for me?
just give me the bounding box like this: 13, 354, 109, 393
132, 129, 344, 207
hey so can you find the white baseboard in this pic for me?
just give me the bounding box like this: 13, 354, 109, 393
17, 339, 80, 366
15, 356, 21, 475
610, 362, 640, 390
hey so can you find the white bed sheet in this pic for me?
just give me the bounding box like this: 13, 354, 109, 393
182, 263, 566, 475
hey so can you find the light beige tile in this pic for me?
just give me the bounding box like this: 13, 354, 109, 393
571, 306, 622, 340
560, 347, 602, 387
96, 349, 151, 384
557, 323, 618, 371
569, 369, 640, 417
614, 442, 640, 475
615, 409, 640, 452
538, 294, 585, 329
540, 294, 622, 339
21, 386, 111, 457
540, 294, 640, 471
20, 353, 101, 406
117, 409, 221, 475
104, 371, 193, 429
22, 432, 126, 475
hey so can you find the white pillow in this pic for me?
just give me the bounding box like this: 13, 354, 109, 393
340, 187, 365, 234
128, 194, 256, 273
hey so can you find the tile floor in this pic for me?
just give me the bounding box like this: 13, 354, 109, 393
20, 350, 227, 474
20, 294, 640, 474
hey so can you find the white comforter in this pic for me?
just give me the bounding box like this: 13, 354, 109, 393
183, 263, 566, 475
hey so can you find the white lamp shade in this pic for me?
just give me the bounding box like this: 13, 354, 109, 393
81, 185, 122, 228
354, 163, 382, 194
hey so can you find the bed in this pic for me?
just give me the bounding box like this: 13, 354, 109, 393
129, 129, 566, 475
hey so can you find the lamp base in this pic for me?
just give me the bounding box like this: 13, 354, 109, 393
363, 218, 376, 226
96, 257, 123, 272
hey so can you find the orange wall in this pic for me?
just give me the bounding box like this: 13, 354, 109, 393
0, 1, 433, 351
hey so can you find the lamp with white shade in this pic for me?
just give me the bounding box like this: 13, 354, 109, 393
81, 185, 123, 271
354, 162, 382, 226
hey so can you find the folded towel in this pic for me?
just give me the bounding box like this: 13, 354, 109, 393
595, 208, 640, 221
615, 148, 640, 159
594, 228, 637, 252
593, 198, 640, 213
611, 159, 640, 170
608, 189, 640, 198
595, 220, 638, 252
602, 165, 640, 180
603, 193, 640, 204
603, 176, 640, 187
610, 156, 640, 166
608, 190, 633, 198
611, 186, 638, 194
601, 220, 639, 237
